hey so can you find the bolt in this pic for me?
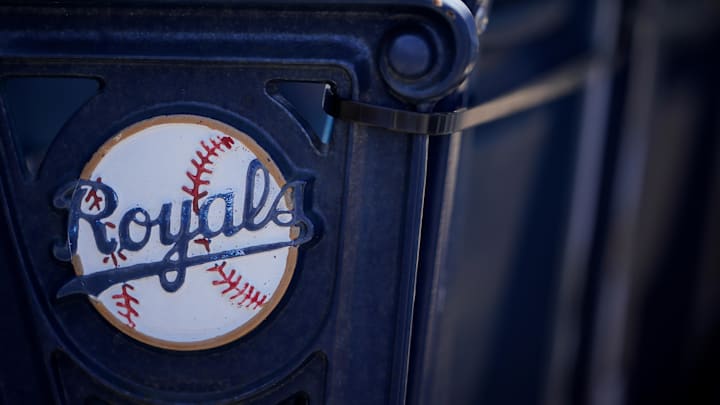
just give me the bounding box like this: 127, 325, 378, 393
387, 33, 432, 79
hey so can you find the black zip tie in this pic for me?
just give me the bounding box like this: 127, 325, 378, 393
323, 58, 600, 135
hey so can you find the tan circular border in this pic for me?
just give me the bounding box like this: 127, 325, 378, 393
74, 114, 298, 351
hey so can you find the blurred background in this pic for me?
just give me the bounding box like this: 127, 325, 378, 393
1, 1, 719, 404
409, 0, 720, 404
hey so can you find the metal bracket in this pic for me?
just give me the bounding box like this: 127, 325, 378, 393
323, 58, 599, 135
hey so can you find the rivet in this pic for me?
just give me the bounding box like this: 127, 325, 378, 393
387, 34, 433, 79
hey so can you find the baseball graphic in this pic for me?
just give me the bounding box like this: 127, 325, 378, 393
53, 115, 313, 350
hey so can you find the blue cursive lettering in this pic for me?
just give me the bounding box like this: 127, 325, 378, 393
53, 159, 314, 298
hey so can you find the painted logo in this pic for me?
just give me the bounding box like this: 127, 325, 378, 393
53, 115, 313, 350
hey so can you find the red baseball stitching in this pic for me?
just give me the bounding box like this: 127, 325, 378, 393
184, 138, 268, 313
102, 249, 127, 267
101, 219, 135, 326
206, 262, 268, 310
194, 237, 212, 252
101, 222, 127, 267
181, 136, 236, 214
85, 177, 104, 211
112, 283, 140, 328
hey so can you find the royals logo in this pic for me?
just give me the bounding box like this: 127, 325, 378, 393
53, 115, 313, 350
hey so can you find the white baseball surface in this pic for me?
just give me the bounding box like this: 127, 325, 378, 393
72, 116, 294, 348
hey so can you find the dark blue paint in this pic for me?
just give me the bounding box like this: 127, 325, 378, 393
53, 179, 119, 258
0, 77, 100, 177
388, 34, 432, 78
0, 2, 478, 404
